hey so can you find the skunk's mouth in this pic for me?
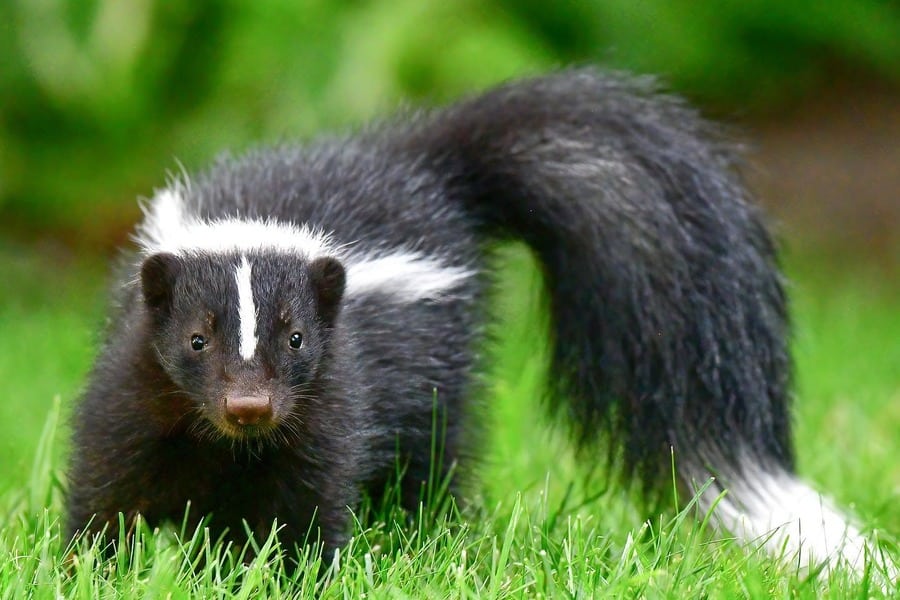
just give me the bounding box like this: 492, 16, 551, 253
218, 421, 275, 439
187, 393, 299, 446
202, 393, 279, 439
199, 417, 293, 451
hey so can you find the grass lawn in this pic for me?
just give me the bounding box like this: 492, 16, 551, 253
0, 240, 897, 597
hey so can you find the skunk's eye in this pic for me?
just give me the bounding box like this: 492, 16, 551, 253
190, 334, 206, 352
289, 332, 303, 349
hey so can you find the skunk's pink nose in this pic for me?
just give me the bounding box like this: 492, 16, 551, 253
225, 395, 272, 426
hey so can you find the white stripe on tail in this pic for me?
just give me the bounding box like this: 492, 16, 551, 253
701, 460, 886, 576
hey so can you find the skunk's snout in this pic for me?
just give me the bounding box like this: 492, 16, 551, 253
225, 395, 273, 426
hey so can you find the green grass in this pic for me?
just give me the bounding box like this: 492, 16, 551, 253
0, 242, 897, 597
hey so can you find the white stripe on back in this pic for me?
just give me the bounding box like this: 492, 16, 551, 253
136, 188, 334, 259
235, 256, 257, 360
346, 252, 474, 301
136, 187, 475, 305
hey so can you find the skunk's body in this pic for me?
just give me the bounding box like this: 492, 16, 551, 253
68, 70, 870, 571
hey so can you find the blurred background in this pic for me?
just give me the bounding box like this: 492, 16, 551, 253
0, 1, 898, 499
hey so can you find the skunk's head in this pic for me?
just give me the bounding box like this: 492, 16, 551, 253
139, 250, 345, 442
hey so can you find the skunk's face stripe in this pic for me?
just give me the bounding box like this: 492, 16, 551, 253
345, 253, 474, 301
235, 256, 258, 361
136, 188, 334, 258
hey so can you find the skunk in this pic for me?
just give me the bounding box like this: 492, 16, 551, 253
67, 69, 873, 572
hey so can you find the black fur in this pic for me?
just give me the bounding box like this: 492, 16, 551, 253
67, 69, 792, 559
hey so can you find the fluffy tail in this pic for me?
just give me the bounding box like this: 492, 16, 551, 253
392, 70, 877, 573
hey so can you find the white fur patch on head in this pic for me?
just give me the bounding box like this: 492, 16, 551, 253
134, 187, 475, 308
135, 187, 334, 259
698, 459, 888, 577
235, 256, 257, 361
345, 252, 474, 301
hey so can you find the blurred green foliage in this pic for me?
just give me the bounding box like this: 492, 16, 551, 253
1, 0, 898, 241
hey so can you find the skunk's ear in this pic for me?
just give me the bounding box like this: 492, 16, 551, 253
141, 253, 182, 311
308, 256, 346, 324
